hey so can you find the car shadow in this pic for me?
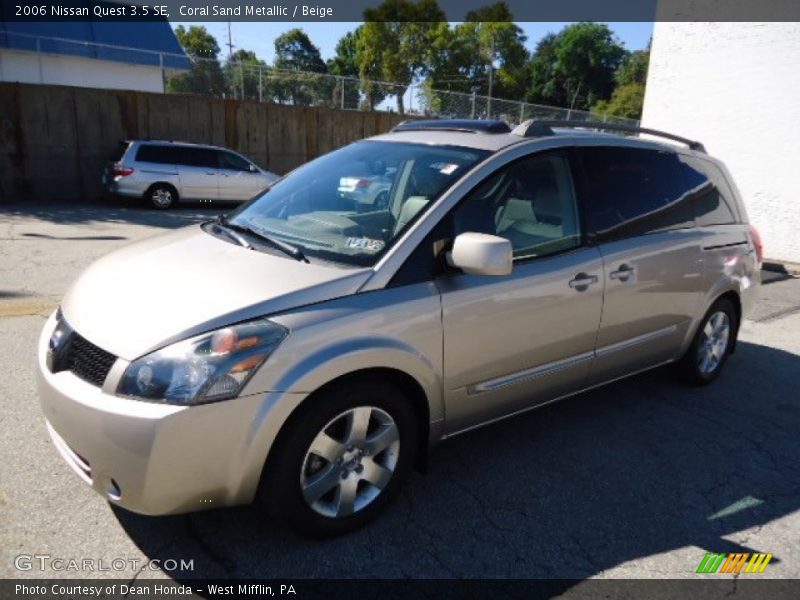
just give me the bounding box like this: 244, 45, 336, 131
0, 200, 228, 230
114, 340, 800, 581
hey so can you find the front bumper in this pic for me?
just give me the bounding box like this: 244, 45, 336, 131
36, 313, 296, 515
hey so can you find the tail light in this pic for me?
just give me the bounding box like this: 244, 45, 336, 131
748, 224, 764, 264
354, 178, 371, 188
112, 164, 134, 177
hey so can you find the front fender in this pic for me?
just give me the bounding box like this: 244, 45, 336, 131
231, 284, 444, 503
230, 337, 443, 506
272, 336, 440, 410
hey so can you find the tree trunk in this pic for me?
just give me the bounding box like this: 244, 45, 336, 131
396, 86, 406, 115
570, 81, 583, 110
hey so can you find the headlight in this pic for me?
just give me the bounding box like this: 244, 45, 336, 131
117, 319, 287, 405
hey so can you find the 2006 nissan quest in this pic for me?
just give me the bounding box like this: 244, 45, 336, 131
38, 119, 763, 537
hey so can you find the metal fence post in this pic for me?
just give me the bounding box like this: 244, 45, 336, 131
471, 92, 476, 119
159, 52, 165, 93
36, 37, 44, 84
259, 65, 263, 102
519, 102, 524, 124
341, 76, 345, 109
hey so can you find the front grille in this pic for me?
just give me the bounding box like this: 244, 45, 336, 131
63, 332, 117, 387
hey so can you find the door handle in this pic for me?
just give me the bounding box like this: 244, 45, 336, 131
205, 171, 217, 175
609, 264, 636, 282
568, 273, 599, 290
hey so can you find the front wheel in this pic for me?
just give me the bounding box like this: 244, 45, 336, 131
259, 380, 418, 538
677, 297, 738, 385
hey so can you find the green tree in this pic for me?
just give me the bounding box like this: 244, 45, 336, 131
527, 22, 627, 110
592, 49, 649, 120
420, 3, 528, 117
273, 28, 331, 105
463, 2, 529, 102
168, 25, 225, 96
355, 24, 390, 110
528, 33, 561, 105
359, 0, 446, 114
224, 49, 268, 101
327, 29, 361, 109
615, 49, 649, 86
592, 83, 645, 120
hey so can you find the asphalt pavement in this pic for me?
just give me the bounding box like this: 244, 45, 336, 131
1, 201, 800, 585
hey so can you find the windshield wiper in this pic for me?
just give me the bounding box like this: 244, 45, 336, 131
216, 215, 309, 263
209, 218, 252, 250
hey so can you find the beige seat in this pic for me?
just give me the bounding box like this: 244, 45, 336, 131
393, 196, 429, 235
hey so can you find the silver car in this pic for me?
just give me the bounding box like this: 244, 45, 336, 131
103, 140, 279, 209
39, 119, 762, 537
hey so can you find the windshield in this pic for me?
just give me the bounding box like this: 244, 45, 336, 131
225, 141, 489, 266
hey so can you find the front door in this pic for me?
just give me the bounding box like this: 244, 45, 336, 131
436, 151, 605, 434
217, 151, 266, 201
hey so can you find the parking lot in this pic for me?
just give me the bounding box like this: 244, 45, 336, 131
1, 200, 800, 584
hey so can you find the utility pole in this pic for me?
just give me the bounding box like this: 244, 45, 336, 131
226, 22, 238, 99
486, 33, 494, 119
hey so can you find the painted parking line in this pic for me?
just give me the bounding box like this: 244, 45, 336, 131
0, 299, 58, 318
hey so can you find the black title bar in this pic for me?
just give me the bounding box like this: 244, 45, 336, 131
4, 0, 800, 22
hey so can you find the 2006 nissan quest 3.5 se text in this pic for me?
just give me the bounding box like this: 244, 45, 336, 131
38, 119, 763, 537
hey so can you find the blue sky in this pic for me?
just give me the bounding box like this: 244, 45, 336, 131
172, 21, 653, 64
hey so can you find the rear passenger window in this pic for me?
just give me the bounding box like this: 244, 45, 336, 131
576, 147, 695, 238
135, 145, 177, 164
679, 156, 738, 226
178, 148, 218, 168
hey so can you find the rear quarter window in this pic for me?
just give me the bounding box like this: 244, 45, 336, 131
679, 155, 739, 226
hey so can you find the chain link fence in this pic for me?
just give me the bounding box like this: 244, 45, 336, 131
2, 31, 639, 127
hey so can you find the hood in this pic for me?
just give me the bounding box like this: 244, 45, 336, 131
61, 225, 371, 360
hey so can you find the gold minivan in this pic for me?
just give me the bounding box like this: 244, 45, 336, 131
38, 119, 762, 537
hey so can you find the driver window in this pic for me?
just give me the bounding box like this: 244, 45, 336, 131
219, 151, 252, 171
452, 152, 581, 259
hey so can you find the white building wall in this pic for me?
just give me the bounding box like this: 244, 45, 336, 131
641, 22, 800, 264
0, 49, 165, 93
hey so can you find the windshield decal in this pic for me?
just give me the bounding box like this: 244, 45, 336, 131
345, 237, 386, 252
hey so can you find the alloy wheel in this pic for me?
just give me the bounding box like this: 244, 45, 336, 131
697, 311, 730, 374
300, 406, 400, 519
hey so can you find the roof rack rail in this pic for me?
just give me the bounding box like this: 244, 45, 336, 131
392, 119, 512, 135
511, 119, 706, 153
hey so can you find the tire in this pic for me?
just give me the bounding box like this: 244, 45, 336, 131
146, 184, 177, 209
676, 297, 738, 385
374, 190, 390, 210
258, 379, 418, 538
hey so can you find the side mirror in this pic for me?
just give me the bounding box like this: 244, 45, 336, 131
447, 232, 513, 276
249, 164, 259, 173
